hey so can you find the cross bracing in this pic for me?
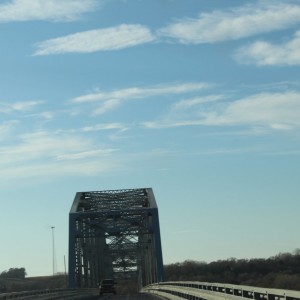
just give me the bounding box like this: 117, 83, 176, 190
69, 188, 164, 288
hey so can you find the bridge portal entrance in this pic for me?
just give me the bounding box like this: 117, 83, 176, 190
68, 188, 164, 288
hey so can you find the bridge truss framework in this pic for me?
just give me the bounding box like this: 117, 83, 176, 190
68, 188, 164, 288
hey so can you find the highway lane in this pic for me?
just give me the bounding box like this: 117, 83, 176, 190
96, 293, 161, 300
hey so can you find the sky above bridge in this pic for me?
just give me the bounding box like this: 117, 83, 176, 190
1, 0, 300, 277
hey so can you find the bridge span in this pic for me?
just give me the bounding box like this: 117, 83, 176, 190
69, 188, 164, 289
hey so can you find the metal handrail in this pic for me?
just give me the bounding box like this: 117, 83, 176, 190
142, 281, 300, 300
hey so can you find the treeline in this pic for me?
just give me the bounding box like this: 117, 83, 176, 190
0, 275, 67, 293
0, 268, 26, 280
164, 250, 300, 291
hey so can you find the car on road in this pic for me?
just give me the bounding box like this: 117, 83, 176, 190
99, 279, 116, 296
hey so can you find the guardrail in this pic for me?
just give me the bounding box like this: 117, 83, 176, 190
142, 281, 300, 300
0, 288, 98, 299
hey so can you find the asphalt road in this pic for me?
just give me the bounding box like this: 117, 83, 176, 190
96, 293, 162, 300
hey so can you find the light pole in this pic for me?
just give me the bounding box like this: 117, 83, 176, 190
51, 226, 56, 275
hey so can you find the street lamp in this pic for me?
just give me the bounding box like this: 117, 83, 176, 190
51, 226, 56, 275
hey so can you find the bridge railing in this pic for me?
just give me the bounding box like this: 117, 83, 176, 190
142, 281, 300, 300
0, 288, 98, 299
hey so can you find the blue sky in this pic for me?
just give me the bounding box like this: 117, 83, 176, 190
1, 0, 300, 277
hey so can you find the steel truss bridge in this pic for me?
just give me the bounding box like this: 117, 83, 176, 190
68, 188, 164, 289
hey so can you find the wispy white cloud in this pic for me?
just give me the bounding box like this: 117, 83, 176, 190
0, 159, 121, 180
55, 148, 118, 161
143, 119, 204, 129
0, 131, 118, 164
0, 0, 101, 23
213, 92, 300, 129
73, 83, 208, 104
0, 100, 43, 113
33, 24, 155, 56
200, 148, 256, 155
143, 91, 300, 131
0, 130, 121, 179
32, 111, 54, 120
159, 2, 300, 44
0, 131, 87, 164
92, 99, 121, 115
172, 95, 225, 111
235, 31, 300, 66
71, 82, 210, 115
82, 123, 129, 132
0, 121, 18, 141
0, 0, 98, 23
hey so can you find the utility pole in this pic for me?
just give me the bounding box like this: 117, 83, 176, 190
64, 255, 67, 287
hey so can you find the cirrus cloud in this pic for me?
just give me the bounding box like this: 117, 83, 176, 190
0, 0, 98, 23
33, 24, 156, 56
235, 31, 300, 66
0, 100, 43, 113
143, 91, 300, 131
158, 2, 300, 44
70, 82, 210, 115
0, 130, 121, 179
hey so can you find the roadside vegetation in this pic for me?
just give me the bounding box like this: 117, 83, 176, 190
0, 274, 67, 293
164, 250, 300, 290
